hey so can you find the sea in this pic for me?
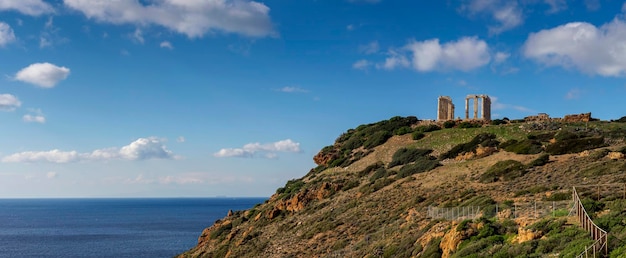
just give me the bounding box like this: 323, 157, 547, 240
0, 197, 267, 258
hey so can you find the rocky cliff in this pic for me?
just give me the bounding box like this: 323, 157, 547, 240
180, 117, 626, 257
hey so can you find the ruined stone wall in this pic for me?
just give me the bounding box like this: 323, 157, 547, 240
563, 112, 591, 122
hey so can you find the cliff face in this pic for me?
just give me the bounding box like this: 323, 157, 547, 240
180, 117, 626, 258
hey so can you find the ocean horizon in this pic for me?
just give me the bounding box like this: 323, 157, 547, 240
0, 197, 267, 257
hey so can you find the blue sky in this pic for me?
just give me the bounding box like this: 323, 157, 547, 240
1, 0, 625, 197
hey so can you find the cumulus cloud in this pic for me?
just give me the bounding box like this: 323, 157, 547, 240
0, 22, 15, 47
358, 41, 379, 55
493, 52, 510, 64
352, 59, 372, 70
379, 37, 490, 72
523, 19, 626, 77
0, 94, 21, 111
214, 139, 301, 158
2, 137, 176, 163
160, 41, 173, 49
460, 0, 523, 34
14, 63, 70, 88
63, 0, 275, 38
23, 109, 46, 123
0, 0, 54, 16
276, 86, 309, 93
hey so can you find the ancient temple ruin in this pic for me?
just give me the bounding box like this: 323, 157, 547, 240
464, 95, 491, 121
437, 96, 455, 121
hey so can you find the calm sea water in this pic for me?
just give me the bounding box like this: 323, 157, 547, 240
0, 198, 266, 258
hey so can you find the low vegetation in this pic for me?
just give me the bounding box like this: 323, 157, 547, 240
181, 117, 626, 258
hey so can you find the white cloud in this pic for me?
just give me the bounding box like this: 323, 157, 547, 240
494, 51, 510, 64
2, 137, 176, 163
565, 88, 582, 99
346, 24, 355, 31
397, 37, 490, 72
358, 41, 379, 54
352, 59, 372, 70
523, 19, 626, 77
131, 28, 144, 44
214, 139, 301, 158
23, 113, 46, 123
118, 137, 174, 160
14, 63, 70, 88
276, 86, 309, 93
377, 49, 410, 70
46, 171, 57, 179
160, 41, 173, 49
544, 0, 567, 14
460, 0, 523, 34
0, 0, 54, 16
63, 0, 275, 38
176, 136, 185, 143
0, 94, 21, 111
0, 22, 15, 47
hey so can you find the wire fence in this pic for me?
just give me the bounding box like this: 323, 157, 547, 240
427, 200, 572, 221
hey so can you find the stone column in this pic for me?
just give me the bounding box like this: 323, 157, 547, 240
473, 96, 478, 119
465, 98, 469, 120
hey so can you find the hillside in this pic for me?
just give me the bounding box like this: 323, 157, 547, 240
179, 116, 626, 258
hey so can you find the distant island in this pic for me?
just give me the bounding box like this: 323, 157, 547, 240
179, 112, 626, 257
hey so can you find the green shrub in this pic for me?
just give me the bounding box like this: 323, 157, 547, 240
415, 124, 442, 133
490, 119, 506, 125
276, 179, 305, 198
357, 162, 384, 177
544, 191, 571, 201
394, 126, 413, 135
528, 132, 556, 142
210, 222, 233, 239
616, 116, 626, 123
529, 154, 550, 167
363, 130, 393, 149
546, 136, 604, 155
396, 158, 441, 178
479, 160, 526, 183
369, 167, 389, 182
421, 237, 443, 258
503, 139, 543, 154
443, 120, 456, 128
412, 131, 425, 140
440, 133, 497, 160
388, 148, 434, 168
458, 121, 482, 128
326, 116, 419, 168
341, 180, 360, 191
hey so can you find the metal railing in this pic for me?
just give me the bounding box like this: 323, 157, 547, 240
573, 186, 608, 257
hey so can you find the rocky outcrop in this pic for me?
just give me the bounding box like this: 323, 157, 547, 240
313, 148, 339, 166
607, 151, 625, 160
269, 181, 342, 218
